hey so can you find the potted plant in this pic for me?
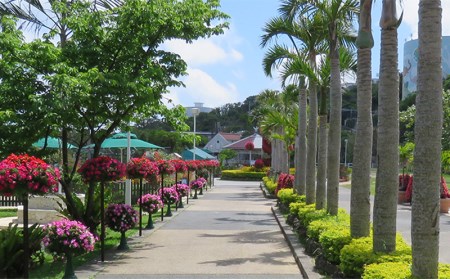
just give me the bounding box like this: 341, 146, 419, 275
159, 186, 179, 217
43, 219, 96, 279
174, 183, 190, 208
440, 176, 450, 213
190, 178, 205, 199
137, 194, 163, 229
105, 203, 138, 250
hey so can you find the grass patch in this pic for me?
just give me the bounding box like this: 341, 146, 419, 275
0, 208, 17, 218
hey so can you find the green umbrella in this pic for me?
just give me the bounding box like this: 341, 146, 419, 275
33, 137, 77, 149
84, 133, 163, 149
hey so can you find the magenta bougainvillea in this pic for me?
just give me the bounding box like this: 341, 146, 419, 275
42, 219, 96, 255
0, 153, 60, 196
105, 203, 138, 233
159, 187, 179, 204
126, 157, 159, 181
78, 156, 126, 183
174, 183, 190, 197
137, 194, 162, 215
170, 159, 188, 173
157, 160, 176, 176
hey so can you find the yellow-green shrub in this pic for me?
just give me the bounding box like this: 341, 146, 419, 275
362, 262, 450, 279
319, 225, 351, 264
221, 170, 265, 181
277, 188, 304, 207
307, 212, 349, 241
289, 202, 306, 216
340, 234, 412, 278
262, 176, 277, 194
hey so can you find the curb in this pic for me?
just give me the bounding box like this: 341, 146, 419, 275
271, 208, 324, 279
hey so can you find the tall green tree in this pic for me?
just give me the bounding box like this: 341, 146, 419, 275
412, 0, 442, 277
297, 0, 358, 214
373, 0, 402, 252
0, 0, 229, 230
350, 0, 374, 238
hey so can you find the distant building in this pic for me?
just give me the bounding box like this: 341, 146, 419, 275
185, 102, 214, 117
182, 147, 216, 160
223, 133, 263, 166
204, 132, 242, 156
402, 36, 450, 99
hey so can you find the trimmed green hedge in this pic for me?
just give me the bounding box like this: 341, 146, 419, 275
277, 188, 304, 207
362, 262, 450, 279
262, 176, 277, 194
220, 170, 266, 181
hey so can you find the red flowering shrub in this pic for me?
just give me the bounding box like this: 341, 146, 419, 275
157, 160, 175, 175
78, 156, 126, 183
170, 159, 187, 173
245, 141, 254, 151
186, 160, 198, 171
405, 175, 450, 202
126, 157, 159, 181
398, 174, 411, 191
254, 159, 264, 170
0, 153, 61, 196
275, 173, 294, 195
262, 138, 272, 154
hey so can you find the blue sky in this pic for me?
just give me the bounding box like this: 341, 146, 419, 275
166, 0, 450, 109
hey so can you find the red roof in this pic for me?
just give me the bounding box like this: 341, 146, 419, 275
219, 132, 241, 142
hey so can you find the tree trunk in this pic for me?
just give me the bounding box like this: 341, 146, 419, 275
306, 85, 318, 204
412, 0, 442, 277
373, 27, 399, 252
350, 47, 373, 238
280, 127, 290, 174
296, 88, 307, 195
350, 0, 373, 238
316, 114, 328, 210
326, 50, 341, 216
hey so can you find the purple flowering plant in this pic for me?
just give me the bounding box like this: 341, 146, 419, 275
105, 203, 138, 233
42, 219, 96, 256
137, 194, 163, 214
175, 183, 190, 197
159, 187, 179, 204
190, 178, 205, 189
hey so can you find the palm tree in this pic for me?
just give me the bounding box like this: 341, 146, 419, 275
373, 0, 402, 252
261, 7, 326, 198
350, 0, 374, 238
411, 0, 442, 277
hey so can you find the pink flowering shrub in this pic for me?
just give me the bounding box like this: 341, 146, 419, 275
175, 184, 190, 197
0, 153, 60, 196
43, 219, 96, 255
254, 159, 264, 170
105, 204, 138, 233
137, 194, 162, 214
126, 157, 159, 180
190, 178, 206, 189
186, 160, 198, 171
78, 156, 126, 183
159, 187, 179, 204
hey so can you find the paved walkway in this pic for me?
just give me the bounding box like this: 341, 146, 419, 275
76, 180, 302, 279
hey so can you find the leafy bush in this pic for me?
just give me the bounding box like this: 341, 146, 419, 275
277, 188, 304, 207
363, 262, 450, 279
340, 234, 412, 278
221, 170, 266, 181
298, 204, 320, 227
319, 226, 352, 264
307, 209, 350, 241
262, 176, 277, 194
275, 173, 294, 194
0, 224, 45, 278
362, 261, 411, 279
302, 208, 328, 228
289, 201, 306, 216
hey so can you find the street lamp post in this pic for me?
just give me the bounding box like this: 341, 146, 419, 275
344, 139, 348, 167
192, 107, 200, 160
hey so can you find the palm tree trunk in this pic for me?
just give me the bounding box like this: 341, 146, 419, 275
350, 0, 373, 238
373, 26, 399, 253
306, 85, 318, 204
316, 114, 328, 210
280, 127, 290, 173
326, 51, 342, 216
350, 47, 373, 238
296, 88, 307, 195
412, 0, 442, 277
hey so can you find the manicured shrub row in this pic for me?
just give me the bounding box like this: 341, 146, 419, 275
275, 188, 450, 278
221, 170, 266, 181
262, 176, 277, 195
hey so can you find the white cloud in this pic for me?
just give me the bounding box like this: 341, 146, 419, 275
168, 68, 239, 108
163, 28, 243, 67
402, 1, 450, 38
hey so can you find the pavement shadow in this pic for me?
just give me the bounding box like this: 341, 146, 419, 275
199, 250, 295, 267
199, 230, 284, 244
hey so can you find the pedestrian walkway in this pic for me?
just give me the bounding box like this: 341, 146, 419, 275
76, 180, 302, 279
